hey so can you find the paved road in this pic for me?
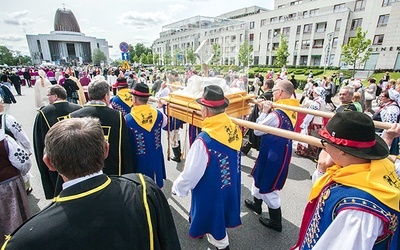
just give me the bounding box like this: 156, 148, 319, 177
11, 85, 323, 250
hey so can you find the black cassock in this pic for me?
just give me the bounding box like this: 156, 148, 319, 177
33, 101, 82, 199
3, 174, 181, 250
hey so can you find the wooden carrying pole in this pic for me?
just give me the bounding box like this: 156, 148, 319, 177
258, 102, 392, 130
230, 118, 324, 148
165, 101, 324, 148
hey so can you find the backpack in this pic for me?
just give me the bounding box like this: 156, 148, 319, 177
376, 85, 382, 96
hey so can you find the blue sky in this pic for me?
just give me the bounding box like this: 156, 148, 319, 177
1, 0, 274, 60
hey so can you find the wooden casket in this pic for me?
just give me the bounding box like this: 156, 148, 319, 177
161, 91, 255, 128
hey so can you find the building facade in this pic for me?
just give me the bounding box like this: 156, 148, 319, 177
26, 8, 110, 66
153, 0, 400, 70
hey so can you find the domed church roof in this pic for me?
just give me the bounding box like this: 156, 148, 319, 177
54, 8, 81, 33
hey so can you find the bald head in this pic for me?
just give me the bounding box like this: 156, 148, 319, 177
275, 80, 294, 99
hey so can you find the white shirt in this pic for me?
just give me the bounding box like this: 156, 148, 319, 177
253, 112, 279, 136
62, 170, 104, 190
172, 139, 208, 197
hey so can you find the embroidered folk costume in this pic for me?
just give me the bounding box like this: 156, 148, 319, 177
110, 78, 133, 116
125, 83, 167, 188
172, 85, 242, 250
292, 112, 400, 250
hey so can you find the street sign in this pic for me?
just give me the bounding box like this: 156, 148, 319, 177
121, 52, 130, 61
119, 42, 129, 53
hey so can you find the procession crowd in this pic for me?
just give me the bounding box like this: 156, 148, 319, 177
0, 64, 399, 250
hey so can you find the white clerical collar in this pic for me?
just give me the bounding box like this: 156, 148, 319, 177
62, 170, 103, 190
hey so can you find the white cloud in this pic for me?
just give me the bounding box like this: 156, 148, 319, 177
0, 35, 24, 42
3, 10, 33, 26
84, 27, 106, 34
118, 11, 171, 29
168, 4, 187, 14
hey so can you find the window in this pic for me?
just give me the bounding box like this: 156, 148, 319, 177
313, 39, 324, 48
296, 25, 301, 34
373, 34, 384, 45
261, 19, 267, 27
351, 18, 363, 30
334, 3, 345, 13
268, 30, 272, 38
303, 11, 308, 18
273, 43, 279, 50
279, 16, 285, 22
231, 35, 236, 42
267, 43, 271, 51
300, 55, 308, 65
332, 37, 338, 47
303, 24, 312, 33
301, 40, 310, 49
295, 40, 299, 49
249, 34, 254, 41
310, 9, 319, 16
288, 13, 297, 20
283, 27, 290, 36
290, 0, 302, 5
273, 29, 281, 37
382, 0, 396, 7
377, 15, 389, 27
278, 4, 285, 8
270, 17, 278, 23
335, 19, 342, 31
316, 22, 327, 32
250, 21, 255, 29
354, 0, 366, 11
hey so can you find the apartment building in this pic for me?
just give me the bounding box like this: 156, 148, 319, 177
153, 0, 400, 70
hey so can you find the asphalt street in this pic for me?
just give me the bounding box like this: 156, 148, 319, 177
11, 85, 322, 250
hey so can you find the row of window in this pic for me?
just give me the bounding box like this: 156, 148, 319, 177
351, 14, 389, 30
258, 0, 397, 29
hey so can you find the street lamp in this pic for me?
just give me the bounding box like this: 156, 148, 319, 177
324, 32, 334, 74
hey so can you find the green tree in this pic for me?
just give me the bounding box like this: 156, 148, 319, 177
163, 51, 171, 65
129, 44, 135, 63
211, 43, 222, 65
341, 27, 371, 77
140, 54, 148, 64
153, 53, 160, 65
92, 48, 107, 65
147, 53, 153, 64
129, 43, 152, 63
0, 46, 15, 65
111, 58, 123, 67
238, 41, 253, 66
132, 55, 139, 64
186, 48, 196, 65
274, 34, 290, 68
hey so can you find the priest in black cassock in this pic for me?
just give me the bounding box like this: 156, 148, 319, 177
69, 78, 133, 177
33, 85, 81, 199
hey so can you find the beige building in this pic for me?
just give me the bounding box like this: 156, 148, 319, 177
153, 0, 400, 70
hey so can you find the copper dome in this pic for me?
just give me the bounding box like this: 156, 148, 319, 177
54, 8, 81, 33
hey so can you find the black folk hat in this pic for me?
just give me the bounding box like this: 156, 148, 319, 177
312, 112, 389, 160
132, 82, 150, 97
115, 77, 128, 88
196, 85, 229, 109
